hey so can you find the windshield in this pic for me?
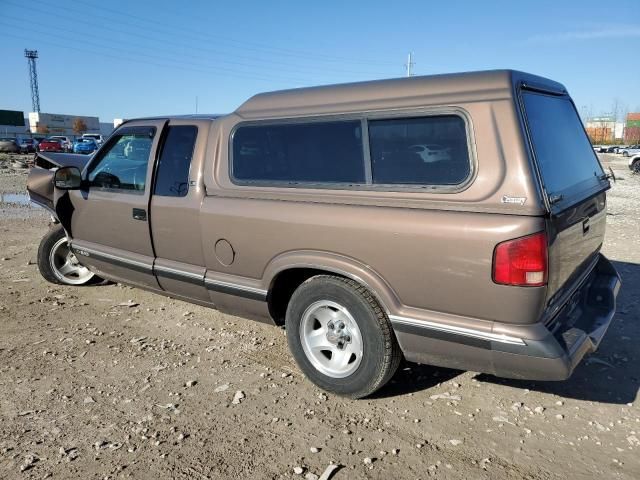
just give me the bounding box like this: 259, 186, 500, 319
522, 91, 605, 203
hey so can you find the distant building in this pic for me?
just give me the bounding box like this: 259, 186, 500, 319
614, 122, 625, 140
585, 116, 616, 143
625, 113, 640, 144
28, 112, 100, 136
99, 122, 115, 137
0, 109, 30, 137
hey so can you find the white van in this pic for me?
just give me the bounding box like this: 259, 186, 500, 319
82, 133, 104, 145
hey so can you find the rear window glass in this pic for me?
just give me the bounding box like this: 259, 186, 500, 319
232, 121, 365, 184
368, 115, 471, 185
522, 92, 605, 200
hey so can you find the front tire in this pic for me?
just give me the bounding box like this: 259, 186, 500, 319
285, 275, 402, 399
631, 158, 640, 174
37, 225, 99, 285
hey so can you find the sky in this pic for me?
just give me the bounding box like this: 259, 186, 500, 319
1, 0, 639, 123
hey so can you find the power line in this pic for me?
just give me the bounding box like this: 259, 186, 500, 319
1, 21, 356, 85
2, 4, 392, 79
67, 0, 399, 67
1, 29, 317, 85
0, 24, 292, 83
14, 0, 396, 71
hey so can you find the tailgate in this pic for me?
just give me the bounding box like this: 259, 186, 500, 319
545, 191, 606, 309
520, 88, 610, 315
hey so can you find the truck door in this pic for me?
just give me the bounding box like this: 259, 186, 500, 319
149, 119, 211, 303
64, 120, 166, 289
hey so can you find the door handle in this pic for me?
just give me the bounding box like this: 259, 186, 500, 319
582, 218, 590, 234
132, 208, 147, 221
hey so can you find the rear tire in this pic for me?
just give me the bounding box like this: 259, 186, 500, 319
37, 225, 101, 286
632, 158, 640, 174
285, 275, 402, 399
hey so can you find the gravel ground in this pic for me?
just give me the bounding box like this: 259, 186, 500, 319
0, 153, 638, 479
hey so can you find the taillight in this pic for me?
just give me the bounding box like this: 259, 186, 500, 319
493, 232, 548, 286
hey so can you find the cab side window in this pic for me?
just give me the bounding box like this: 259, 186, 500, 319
154, 126, 198, 197
88, 130, 155, 193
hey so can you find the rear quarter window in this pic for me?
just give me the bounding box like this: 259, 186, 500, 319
368, 115, 471, 186
154, 125, 198, 197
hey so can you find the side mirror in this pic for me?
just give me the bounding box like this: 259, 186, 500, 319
54, 166, 82, 190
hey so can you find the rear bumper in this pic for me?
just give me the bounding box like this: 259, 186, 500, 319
393, 254, 621, 380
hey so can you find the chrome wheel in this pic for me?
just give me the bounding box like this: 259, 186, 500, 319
49, 237, 94, 285
299, 300, 363, 378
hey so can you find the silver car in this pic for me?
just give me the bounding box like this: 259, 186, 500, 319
620, 145, 640, 157
0, 137, 20, 153
49, 136, 73, 152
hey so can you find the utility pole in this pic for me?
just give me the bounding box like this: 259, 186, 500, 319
24, 49, 41, 112
405, 52, 415, 77
195, 96, 198, 114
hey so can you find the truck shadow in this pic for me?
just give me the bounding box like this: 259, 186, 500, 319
376, 260, 639, 404
374, 362, 463, 398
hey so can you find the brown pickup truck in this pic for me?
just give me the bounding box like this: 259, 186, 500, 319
27, 70, 621, 398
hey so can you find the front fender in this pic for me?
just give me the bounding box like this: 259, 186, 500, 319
27, 165, 56, 215
27, 152, 89, 227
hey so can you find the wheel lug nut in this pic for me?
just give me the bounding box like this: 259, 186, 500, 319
327, 322, 334, 330
338, 322, 345, 329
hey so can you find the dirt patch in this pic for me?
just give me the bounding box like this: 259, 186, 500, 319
0, 157, 638, 479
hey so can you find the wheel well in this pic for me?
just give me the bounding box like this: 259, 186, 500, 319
267, 268, 348, 326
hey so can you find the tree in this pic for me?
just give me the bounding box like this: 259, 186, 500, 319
73, 118, 88, 135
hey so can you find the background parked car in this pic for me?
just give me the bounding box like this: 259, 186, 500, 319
37, 138, 64, 153
73, 138, 98, 154
0, 138, 20, 153
620, 145, 640, 157
82, 133, 104, 145
49, 136, 73, 152
18, 138, 38, 153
